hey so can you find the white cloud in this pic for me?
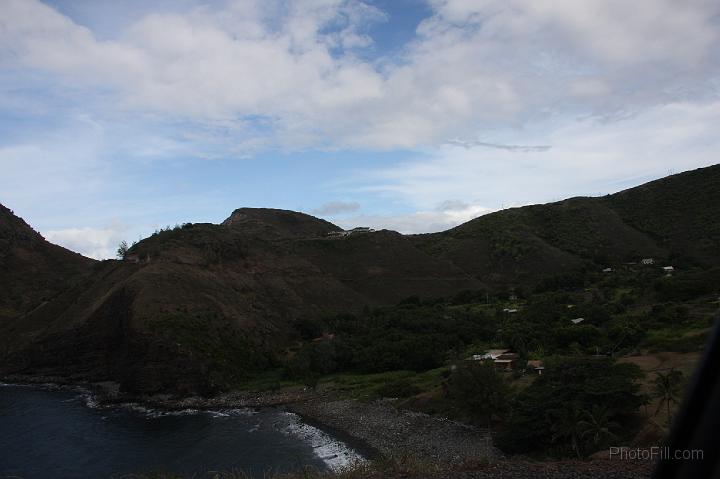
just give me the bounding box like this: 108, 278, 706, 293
312, 200, 361, 215
426, 0, 717, 65
343, 100, 720, 230
45, 221, 129, 260
1, 0, 717, 150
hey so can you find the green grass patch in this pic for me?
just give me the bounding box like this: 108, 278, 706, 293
644, 328, 710, 353
319, 367, 448, 401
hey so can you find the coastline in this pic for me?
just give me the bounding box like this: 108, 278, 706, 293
1, 375, 654, 478
1, 374, 491, 463
287, 398, 497, 465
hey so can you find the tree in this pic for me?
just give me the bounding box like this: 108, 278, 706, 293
653, 369, 684, 424
116, 240, 129, 259
579, 404, 619, 449
448, 362, 511, 427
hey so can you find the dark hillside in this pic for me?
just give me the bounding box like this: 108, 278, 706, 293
603, 165, 720, 266
0, 204, 95, 322
1, 210, 479, 393
413, 164, 720, 290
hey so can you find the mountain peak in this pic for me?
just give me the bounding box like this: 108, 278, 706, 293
222, 207, 341, 239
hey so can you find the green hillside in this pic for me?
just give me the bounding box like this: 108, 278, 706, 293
413, 164, 720, 290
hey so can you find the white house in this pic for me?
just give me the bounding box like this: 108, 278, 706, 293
602, 267, 613, 273
570, 317, 585, 325
641, 258, 655, 265
662, 266, 675, 272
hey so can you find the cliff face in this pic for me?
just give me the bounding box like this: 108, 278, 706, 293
1, 164, 718, 395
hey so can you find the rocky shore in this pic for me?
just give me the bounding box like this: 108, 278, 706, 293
288, 398, 496, 465
286, 399, 653, 479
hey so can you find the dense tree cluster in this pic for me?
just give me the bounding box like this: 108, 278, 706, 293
498, 357, 645, 457
286, 303, 497, 378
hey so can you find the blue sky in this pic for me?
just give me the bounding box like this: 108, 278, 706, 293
1, 0, 719, 258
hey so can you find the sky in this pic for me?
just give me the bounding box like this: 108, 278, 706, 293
1, 0, 719, 259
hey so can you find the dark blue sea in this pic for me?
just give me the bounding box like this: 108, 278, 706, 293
0, 384, 363, 479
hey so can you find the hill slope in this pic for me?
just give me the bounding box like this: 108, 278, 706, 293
412, 164, 720, 289
0, 208, 479, 394
0, 204, 95, 322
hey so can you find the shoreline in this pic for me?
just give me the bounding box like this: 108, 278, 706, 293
1, 374, 492, 463
287, 397, 498, 466
287, 408, 383, 462
0, 375, 376, 466
1, 375, 655, 478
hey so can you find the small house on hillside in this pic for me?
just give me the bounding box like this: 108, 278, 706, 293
493, 352, 519, 371
469, 349, 519, 370
641, 258, 655, 265
570, 317, 585, 325
494, 359, 514, 371
662, 266, 675, 272
602, 267, 613, 273
526, 359, 545, 375
326, 230, 348, 238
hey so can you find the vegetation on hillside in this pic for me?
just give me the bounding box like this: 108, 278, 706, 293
277, 259, 717, 458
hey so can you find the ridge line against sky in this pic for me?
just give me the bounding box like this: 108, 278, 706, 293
1, 0, 719, 259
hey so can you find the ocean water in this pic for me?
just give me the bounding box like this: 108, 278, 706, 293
0, 384, 364, 479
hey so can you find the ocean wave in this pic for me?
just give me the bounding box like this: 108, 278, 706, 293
280, 412, 366, 471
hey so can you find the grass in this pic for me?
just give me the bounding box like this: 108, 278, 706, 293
318, 368, 447, 401
238, 369, 302, 392
643, 326, 710, 353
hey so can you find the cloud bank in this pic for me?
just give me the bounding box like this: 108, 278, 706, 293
2, 0, 718, 150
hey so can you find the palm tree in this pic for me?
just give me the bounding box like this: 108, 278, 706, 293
549, 405, 585, 458
579, 405, 619, 448
653, 369, 684, 424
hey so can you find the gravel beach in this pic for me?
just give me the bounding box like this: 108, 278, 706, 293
288, 398, 497, 464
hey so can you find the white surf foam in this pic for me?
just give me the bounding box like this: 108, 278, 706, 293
281, 412, 366, 472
